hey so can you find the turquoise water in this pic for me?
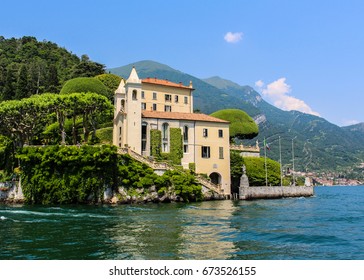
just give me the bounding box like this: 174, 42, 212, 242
1, 186, 363, 260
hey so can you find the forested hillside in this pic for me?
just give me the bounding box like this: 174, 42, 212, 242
0, 36, 105, 100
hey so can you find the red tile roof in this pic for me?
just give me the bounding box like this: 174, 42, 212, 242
142, 77, 193, 90
142, 111, 229, 123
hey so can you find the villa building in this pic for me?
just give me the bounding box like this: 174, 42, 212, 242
113, 68, 231, 194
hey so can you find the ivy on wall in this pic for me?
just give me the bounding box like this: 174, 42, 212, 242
170, 128, 183, 165
150, 129, 161, 158
151, 127, 183, 166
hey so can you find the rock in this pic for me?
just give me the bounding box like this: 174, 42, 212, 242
110, 196, 119, 204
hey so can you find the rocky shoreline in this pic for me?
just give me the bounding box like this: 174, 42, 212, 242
0, 181, 225, 205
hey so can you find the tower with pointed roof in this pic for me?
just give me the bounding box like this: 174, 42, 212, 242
113, 67, 143, 153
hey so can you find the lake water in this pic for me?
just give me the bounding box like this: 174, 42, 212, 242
1, 186, 364, 260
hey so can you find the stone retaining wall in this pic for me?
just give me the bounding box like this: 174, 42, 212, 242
239, 186, 314, 200
0, 181, 24, 203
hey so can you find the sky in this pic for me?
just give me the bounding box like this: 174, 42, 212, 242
1, 0, 364, 126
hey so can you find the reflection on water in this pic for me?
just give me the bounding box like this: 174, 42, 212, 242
1, 186, 364, 260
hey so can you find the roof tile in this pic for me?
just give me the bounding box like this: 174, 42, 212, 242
142, 111, 229, 123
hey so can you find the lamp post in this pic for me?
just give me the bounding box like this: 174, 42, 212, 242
279, 136, 283, 186
292, 136, 296, 186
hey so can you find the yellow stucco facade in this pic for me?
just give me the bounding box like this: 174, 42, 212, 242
113, 68, 231, 194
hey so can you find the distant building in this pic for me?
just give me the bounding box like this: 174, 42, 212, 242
113, 68, 231, 194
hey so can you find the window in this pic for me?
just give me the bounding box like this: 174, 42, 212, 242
183, 144, 189, 153
132, 90, 137, 100
175, 95, 179, 103
153, 92, 157, 100
164, 105, 172, 112
162, 123, 169, 142
218, 129, 223, 138
203, 128, 208, 137
201, 146, 210, 158
141, 91, 145, 99
162, 143, 167, 152
141, 103, 146, 110
165, 94, 172, 102
183, 126, 188, 142
121, 99, 125, 111
141, 123, 147, 152
152, 104, 157, 111
184, 96, 188, 104
219, 147, 224, 159
119, 127, 122, 135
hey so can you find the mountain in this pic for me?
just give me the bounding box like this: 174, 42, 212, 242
109, 60, 364, 172
343, 122, 364, 133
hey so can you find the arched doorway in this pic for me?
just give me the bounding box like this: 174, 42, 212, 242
209, 172, 221, 185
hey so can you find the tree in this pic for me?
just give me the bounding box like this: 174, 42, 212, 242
243, 157, 281, 186
230, 150, 245, 190
71, 54, 105, 78
95, 73, 122, 102
210, 109, 259, 141
2, 66, 16, 100
60, 77, 109, 98
15, 64, 29, 99
46, 64, 59, 92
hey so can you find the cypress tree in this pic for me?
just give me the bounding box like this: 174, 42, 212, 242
15, 64, 29, 99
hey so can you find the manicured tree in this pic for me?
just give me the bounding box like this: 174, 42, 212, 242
210, 109, 259, 142
60, 77, 109, 99
94, 73, 122, 102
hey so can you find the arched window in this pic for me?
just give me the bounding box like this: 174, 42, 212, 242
121, 99, 125, 111
132, 90, 137, 100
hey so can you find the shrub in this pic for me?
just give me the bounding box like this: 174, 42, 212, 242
60, 77, 109, 98
243, 157, 281, 186
95, 73, 122, 102
211, 109, 258, 140
96, 127, 113, 144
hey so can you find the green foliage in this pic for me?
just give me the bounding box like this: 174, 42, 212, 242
95, 73, 122, 102
17, 145, 118, 204
150, 129, 161, 158
157, 170, 202, 202
243, 157, 281, 186
60, 77, 109, 98
169, 128, 183, 165
95, 127, 113, 144
189, 162, 196, 173
160, 128, 183, 165
117, 154, 158, 189
71, 54, 105, 78
0, 36, 104, 100
0, 135, 13, 173
230, 151, 245, 188
210, 109, 258, 140
0, 92, 113, 147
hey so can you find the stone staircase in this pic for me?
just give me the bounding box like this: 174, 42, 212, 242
117, 147, 223, 195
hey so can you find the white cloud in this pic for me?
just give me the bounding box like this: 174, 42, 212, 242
255, 78, 320, 116
224, 32, 243, 43
255, 80, 264, 88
